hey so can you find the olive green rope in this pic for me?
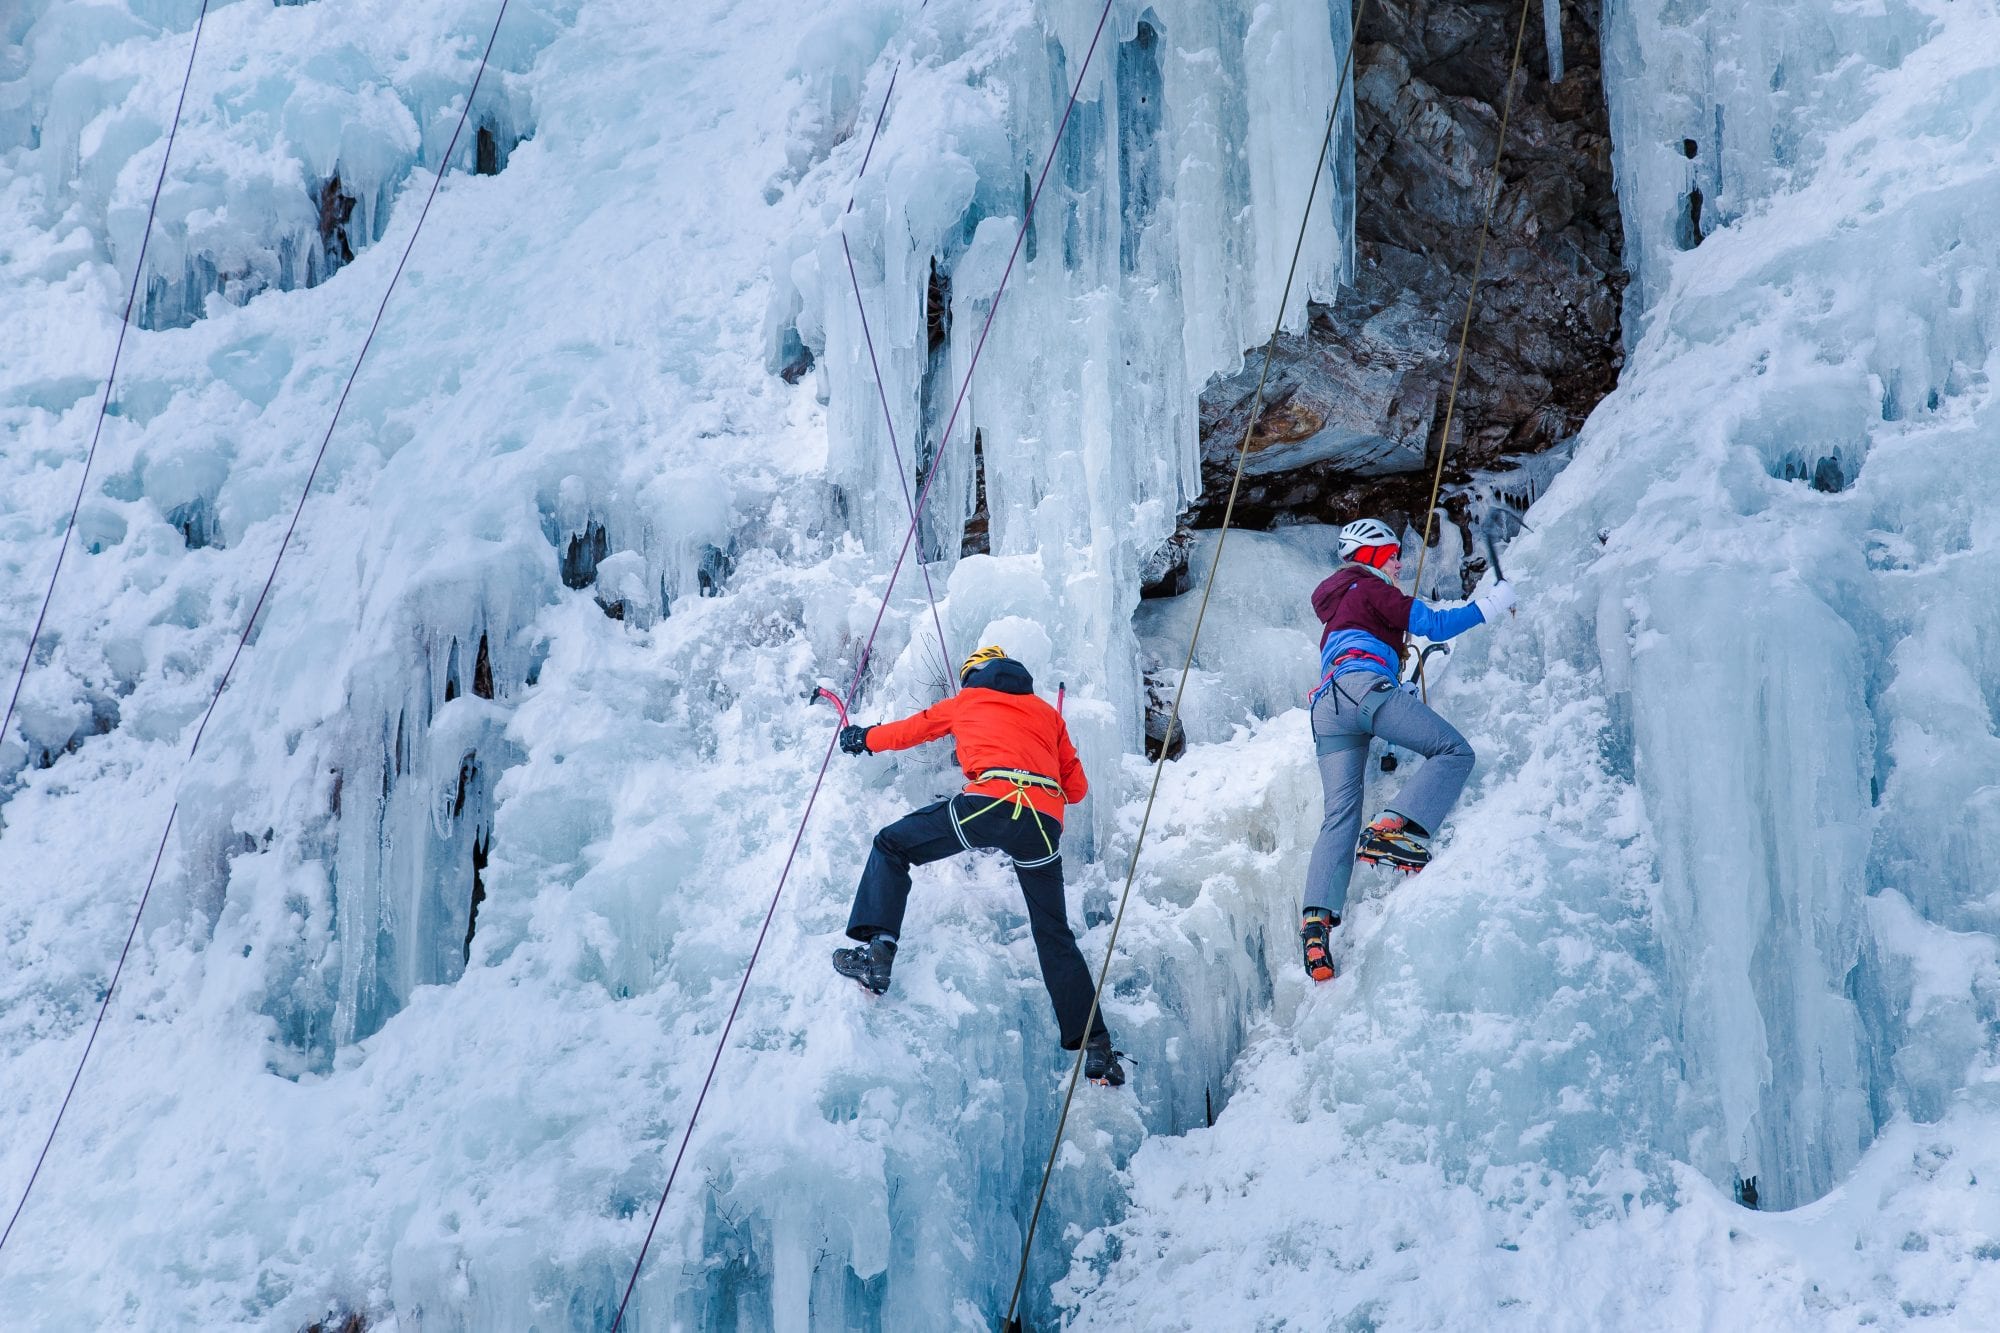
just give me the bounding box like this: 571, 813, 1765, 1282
1410, 0, 1537, 597
1000, 2, 1371, 1325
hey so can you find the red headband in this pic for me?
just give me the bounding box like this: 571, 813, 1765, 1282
1355, 544, 1399, 569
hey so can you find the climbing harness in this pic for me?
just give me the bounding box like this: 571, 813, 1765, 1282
1410, 0, 1537, 596
1308, 647, 1391, 707
1002, 1, 1376, 1327
1, 0, 213, 759
970, 766, 1064, 801
1315, 678, 1398, 755
610, 2, 1122, 1324
952, 769, 1063, 865
0, 0, 515, 1258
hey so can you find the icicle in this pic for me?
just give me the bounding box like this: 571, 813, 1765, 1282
1543, 0, 1565, 83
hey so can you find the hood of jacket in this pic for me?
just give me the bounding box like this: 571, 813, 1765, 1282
962, 657, 1036, 695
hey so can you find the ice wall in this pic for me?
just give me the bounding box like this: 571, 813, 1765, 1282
18, 0, 1995, 1325
1589, 0, 1998, 1208
1601, 0, 1933, 336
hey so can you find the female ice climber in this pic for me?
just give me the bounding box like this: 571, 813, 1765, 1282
831, 645, 1124, 1086
1300, 517, 1516, 983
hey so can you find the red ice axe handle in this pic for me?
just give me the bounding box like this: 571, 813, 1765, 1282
811, 687, 850, 728
1057, 682, 1066, 716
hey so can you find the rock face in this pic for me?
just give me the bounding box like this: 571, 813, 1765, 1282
1185, 0, 1624, 544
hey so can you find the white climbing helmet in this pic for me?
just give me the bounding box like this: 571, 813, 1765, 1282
1337, 517, 1399, 563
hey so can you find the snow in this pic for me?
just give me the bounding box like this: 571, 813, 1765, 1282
4, 0, 2000, 1327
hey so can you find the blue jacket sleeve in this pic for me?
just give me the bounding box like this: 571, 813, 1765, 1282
1407, 599, 1485, 641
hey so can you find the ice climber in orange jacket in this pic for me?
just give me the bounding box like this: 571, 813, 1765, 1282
832, 645, 1125, 1086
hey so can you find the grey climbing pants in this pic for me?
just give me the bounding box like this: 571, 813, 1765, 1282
1303, 672, 1476, 917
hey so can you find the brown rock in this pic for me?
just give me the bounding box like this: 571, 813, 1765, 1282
1185, 0, 1625, 551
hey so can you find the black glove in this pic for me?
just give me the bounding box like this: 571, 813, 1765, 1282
838, 725, 872, 756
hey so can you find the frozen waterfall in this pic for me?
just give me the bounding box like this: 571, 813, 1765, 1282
3, 0, 2000, 1329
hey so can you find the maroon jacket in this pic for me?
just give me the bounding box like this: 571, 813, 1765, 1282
1312, 566, 1413, 656
1311, 566, 1486, 695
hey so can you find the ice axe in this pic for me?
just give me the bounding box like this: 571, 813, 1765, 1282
1475, 493, 1523, 616
805, 684, 850, 728
1481, 529, 1517, 619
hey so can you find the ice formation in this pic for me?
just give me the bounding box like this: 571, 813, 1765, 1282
3, 0, 1999, 1329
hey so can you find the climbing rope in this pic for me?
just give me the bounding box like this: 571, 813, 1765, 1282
1004, 4, 1542, 1322
1409, 0, 1537, 596
1002, 1, 1374, 1326
1, 0, 213, 764
837, 0, 954, 691
0, 0, 513, 1257
607, 2, 1121, 1326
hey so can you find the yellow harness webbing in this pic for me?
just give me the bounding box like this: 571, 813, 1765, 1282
955, 768, 1062, 859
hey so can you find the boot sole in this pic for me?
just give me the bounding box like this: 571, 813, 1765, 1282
832, 965, 889, 995
1355, 852, 1426, 873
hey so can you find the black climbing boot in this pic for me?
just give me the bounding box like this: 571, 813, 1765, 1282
1300, 909, 1338, 983
832, 935, 896, 995
1083, 1033, 1126, 1087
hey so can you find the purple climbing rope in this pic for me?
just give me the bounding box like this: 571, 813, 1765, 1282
0, 0, 514, 1257
2, 1, 213, 763
835, 0, 954, 692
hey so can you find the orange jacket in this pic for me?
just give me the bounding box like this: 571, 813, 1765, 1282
865, 679, 1087, 822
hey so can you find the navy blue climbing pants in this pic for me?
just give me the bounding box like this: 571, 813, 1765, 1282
847, 795, 1106, 1050
1303, 672, 1476, 918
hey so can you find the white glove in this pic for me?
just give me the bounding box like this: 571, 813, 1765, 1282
1474, 580, 1516, 623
